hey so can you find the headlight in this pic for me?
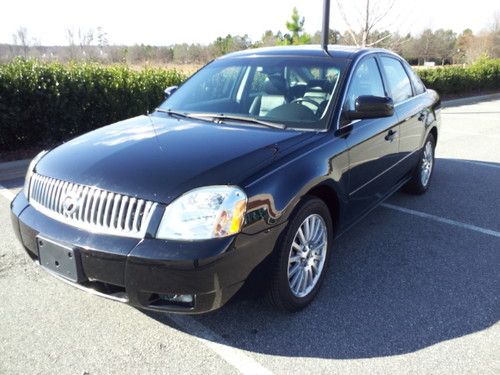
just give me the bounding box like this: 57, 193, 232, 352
156, 186, 247, 240
23, 150, 48, 198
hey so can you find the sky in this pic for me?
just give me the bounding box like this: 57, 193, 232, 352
1, 0, 499, 46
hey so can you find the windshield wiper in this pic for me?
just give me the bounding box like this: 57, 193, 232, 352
155, 108, 194, 119
192, 113, 286, 130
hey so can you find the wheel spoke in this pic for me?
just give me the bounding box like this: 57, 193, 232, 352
304, 218, 311, 240
310, 261, 318, 274
290, 269, 302, 290
288, 263, 301, 278
309, 217, 318, 241
310, 240, 326, 253
297, 227, 307, 244
299, 269, 308, 293
288, 255, 301, 265
306, 268, 313, 288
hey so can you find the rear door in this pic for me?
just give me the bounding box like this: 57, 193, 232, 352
342, 55, 401, 223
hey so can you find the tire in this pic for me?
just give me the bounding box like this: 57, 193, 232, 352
268, 196, 333, 312
404, 133, 436, 195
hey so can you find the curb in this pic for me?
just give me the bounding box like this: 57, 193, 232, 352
442, 93, 500, 108
0, 158, 30, 181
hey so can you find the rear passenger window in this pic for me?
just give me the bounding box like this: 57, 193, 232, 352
406, 66, 426, 95
380, 57, 413, 103
344, 57, 385, 111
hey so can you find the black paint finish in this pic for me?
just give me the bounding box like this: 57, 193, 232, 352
11, 45, 440, 313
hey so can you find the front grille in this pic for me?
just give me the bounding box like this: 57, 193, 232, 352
29, 174, 157, 238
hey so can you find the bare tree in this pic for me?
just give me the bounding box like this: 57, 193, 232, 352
97, 27, 109, 48
12, 27, 30, 56
334, 0, 396, 47
78, 28, 94, 49
65, 29, 78, 60
490, 11, 500, 58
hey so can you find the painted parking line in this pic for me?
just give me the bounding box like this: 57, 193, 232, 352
0, 183, 274, 375
381, 203, 500, 238
170, 315, 273, 375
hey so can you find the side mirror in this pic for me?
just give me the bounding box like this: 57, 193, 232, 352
164, 86, 178, 99
348, 95, 394, 120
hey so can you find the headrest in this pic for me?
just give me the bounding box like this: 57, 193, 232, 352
264, 74, 287, 95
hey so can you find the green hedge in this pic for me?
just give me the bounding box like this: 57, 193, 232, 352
417, 58, 500, 95
1, 58, 499, 153
0, 59, 186, 152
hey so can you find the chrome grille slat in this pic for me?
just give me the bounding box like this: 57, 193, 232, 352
51, 179, 59, 211
53, 180, 63, 212
73, 185, 84, 220
40, 176, 49, 207
96, 190, 106, 226
117, 196, 128, 231
133, 199, 144, 232
79, 186, 88, 221
32, 176, 39, 202
90, 188, 99, 224
112, 195, 121, 229
103, 192, 113, 227
28, 174, 156, 238
84, 187, 94, 223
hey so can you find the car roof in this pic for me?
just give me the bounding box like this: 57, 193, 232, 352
219, 45, 391, 60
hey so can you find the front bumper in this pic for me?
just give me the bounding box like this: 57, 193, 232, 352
11, 192, 285, 314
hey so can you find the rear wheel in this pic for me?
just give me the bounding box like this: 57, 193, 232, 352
268, 197, 333, 312
404, 133, 436, 194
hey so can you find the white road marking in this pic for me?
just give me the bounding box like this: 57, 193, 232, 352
381, 203, 500, 238
0, 183, 16, 202
0, 183, 273, 375
169, 315, 274, 375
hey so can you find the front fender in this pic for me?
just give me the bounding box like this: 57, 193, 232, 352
241, 134, 350, 235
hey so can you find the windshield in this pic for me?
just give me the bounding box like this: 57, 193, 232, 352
158, 56, 347, 130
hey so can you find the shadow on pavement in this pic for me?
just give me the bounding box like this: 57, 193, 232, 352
145, 158, 499, 359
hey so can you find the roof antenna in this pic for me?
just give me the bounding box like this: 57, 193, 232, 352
321, 0, 330, 52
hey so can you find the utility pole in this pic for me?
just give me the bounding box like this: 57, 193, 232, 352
321, 0, 330, 51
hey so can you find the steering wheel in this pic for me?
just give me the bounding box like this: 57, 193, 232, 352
291, 97, 321, 111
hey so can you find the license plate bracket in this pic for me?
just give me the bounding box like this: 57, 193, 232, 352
37, 236, 84, 282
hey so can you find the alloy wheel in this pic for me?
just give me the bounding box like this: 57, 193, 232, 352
287, 214, 328, 298
421, 140, 434, 187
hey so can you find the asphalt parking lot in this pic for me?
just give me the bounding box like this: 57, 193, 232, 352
1, 98, 499, 374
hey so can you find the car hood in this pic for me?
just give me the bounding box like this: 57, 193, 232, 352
36, 115, 313, 203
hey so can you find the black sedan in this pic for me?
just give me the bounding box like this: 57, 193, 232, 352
11, 45, 440, 313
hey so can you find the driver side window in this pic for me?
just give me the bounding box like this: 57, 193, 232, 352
345, 57, 385, 111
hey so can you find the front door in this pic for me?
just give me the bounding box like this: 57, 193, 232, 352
341, 56, 401, 223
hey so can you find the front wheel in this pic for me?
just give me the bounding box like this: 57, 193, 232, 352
404, 133, 436, 194
268, 197, 333, 312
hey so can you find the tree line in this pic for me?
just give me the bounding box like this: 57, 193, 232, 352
1, 7, 499, 66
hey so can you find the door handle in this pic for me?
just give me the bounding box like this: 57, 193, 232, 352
385, 129, 398, 141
